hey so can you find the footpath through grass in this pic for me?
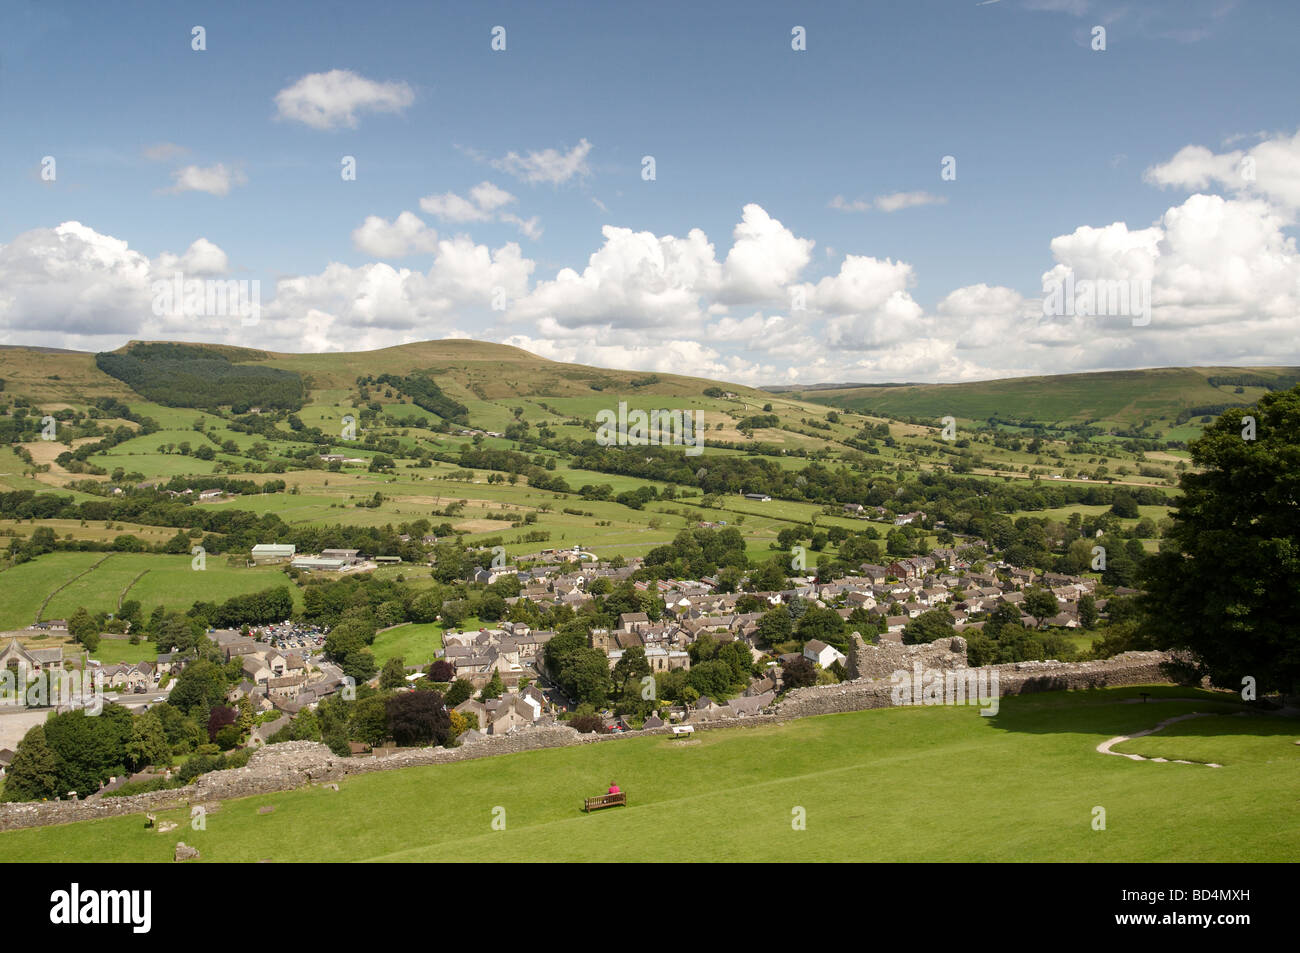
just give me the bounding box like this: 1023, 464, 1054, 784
3, 686, 1295, 862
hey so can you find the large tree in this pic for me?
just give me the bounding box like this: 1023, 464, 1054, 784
611, 646, 651, 696
41, 704, 133, 797
3, 725, 60, 801
1022, 587, 1060, 629
903, 609, 956, 645
796, 605, 848, 650
1139, 390, 1300, 694
379, 656, 408, 690
126, 710, 170, 771
168, 659, 231, 716
385, 690, 452, 747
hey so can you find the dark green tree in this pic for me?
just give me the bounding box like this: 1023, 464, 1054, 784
1139, 390, 1300, 694
903, 608, 956, 645
3, 725, 60, 801
796, 605, 847, 650
1078, 594, 1099, 628
168, 659, 231, 716
379, 656, 408, 690
1022, 587, 1059, 629
611, 646, 651, 696
444, 678, 475, 706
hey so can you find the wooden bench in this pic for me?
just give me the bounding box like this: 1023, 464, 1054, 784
583, 792, 627, 812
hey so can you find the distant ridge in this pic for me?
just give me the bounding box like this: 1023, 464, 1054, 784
762, 381, 920, 392
788, 366, 1300, 429
0, 344, 89, 354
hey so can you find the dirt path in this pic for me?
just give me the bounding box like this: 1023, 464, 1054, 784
1096, 711, 1222, 767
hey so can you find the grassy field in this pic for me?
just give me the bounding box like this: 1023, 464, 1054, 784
4, 686, 1295, 862
0, 552, 301, 630
90, 637, 160, 665
369, 621, 450, 668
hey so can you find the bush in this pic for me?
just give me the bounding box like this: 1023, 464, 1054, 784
568, 713, 605, 734
214, 725, 242, 750
103, 776, 178, 798
175, 753, 225, 785
781, 655, 818, 690
223, 748, 253, 770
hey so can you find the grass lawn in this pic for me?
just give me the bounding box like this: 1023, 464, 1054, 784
369, 621, 450, 668
90, 638, 160, 665
5, 685, 1296, 862
1111, 712, 1289, 764
1065, 632, 1099, 655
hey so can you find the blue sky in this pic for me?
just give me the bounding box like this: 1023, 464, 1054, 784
2, 0, 1298, 384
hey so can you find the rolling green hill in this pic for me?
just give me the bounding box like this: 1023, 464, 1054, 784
4, 339, 1294, 437
789, 366, 1300, 431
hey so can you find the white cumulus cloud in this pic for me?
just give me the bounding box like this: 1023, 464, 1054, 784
352, 212, 440, 258
491, 139, 592, 185
274, 69, 414, 130
166, 163, 245, 196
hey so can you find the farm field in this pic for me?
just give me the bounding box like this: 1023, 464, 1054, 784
3, 686, 1294, 863
0, 552, 108, 630
0, 518, 180, 545
0, 552, 300, 630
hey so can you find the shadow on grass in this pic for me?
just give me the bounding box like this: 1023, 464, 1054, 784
973, 683, 1298, 741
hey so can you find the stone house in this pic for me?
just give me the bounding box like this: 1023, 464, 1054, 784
0, 637, 64, 682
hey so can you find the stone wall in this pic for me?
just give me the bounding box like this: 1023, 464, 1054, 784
0, 786, 197, 832
778, 650, 1177, 719
0, 651, 1180, 833
844, 632, 969, 681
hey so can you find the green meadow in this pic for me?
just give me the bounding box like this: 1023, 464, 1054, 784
0, 552, 301, 630
89, 637, 160, 665
5, 686, 1295, 863
369, 620, 451, 668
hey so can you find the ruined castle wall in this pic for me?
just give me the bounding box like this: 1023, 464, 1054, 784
778, 650, 1176, 718
845, 634, 970, 681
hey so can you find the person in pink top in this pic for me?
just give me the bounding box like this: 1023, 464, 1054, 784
608, 781, 620, 794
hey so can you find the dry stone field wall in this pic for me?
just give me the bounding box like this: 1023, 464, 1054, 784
0, 644, 1181, 832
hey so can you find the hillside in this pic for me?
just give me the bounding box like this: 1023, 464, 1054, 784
3, 340, 1294, 433
104, 338, 765, 403
790, 366, 1300, 434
